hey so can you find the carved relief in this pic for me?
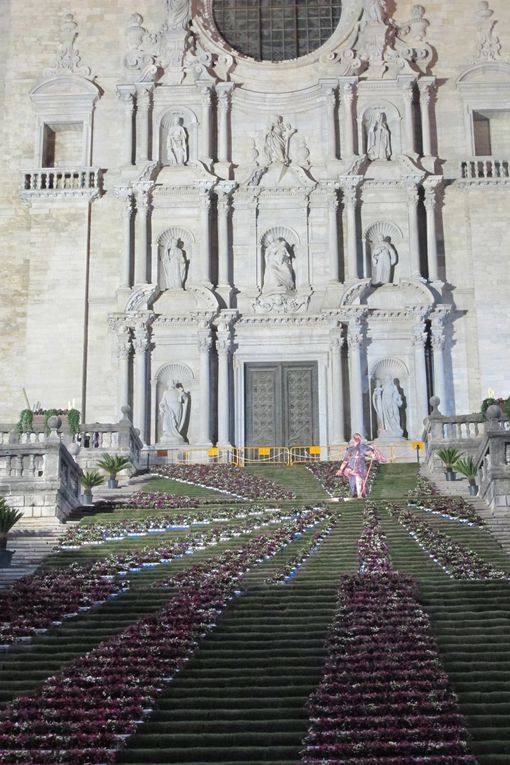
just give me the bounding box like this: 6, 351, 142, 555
157, 227, 194, 290
264, 116, 296, 166
473, 1, 502, 62
44, 12, 91, 78
366, 111, 392, 160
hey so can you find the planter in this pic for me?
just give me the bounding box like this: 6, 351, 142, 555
468, 484, 479, 496
107, 479, 119, 489
0, 549, 15, 568
445, 470, 456, 481
81, 493, 93, 505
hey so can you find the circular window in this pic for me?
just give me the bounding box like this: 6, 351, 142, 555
213, 1, 343, 63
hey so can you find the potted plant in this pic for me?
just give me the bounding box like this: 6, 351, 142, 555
0, 498, 23, 567
454, 456, 479, 496
436, 448, 463, 481
96, 454, 131, 489
81, 470, 104, 504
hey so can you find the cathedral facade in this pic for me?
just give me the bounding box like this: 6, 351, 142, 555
0, 0, 509, 452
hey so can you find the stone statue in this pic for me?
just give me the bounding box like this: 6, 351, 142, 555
371, 236, 398, 285
159, 380, 190, 444
367, 111, 391, 161
166, 0, 191, 31
263, 235, 295, 293
167, 116, 188, 165
373, 375, 403, 437
264, 116, 296, 165
162, 238, 187, 290
364, 0, 387, 24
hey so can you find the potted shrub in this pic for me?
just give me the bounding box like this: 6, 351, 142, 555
0, 498, 23, 567
81, 470, 104, 504
96, 454, 131, 489
436, 448, 463, 481
454, 456, 479, 496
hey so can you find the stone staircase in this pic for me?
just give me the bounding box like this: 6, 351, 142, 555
0, 528, 60, 588
421, 466, 510, 556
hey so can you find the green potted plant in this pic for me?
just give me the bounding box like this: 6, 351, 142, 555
96, 454, 131, 489
454, 456, 479, 496
436, 447, 463, 481
80, 470, 104, 505
16, 409, 33, 434
0, 498, 23, 567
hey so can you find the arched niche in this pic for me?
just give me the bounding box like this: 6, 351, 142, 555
259, 225, 301, 292
158, 106, 199, 165
156, 226, 195, 290
369, 357, 409, 440
358, 101, 403, 160
153, 362, 195, 444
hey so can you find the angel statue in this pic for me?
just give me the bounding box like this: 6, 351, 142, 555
159, 380, 190, 444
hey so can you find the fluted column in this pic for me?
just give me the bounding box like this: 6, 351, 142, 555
347, 315, 366, 437
325, 87, 337, 160
116, 327, 131, 415
116, 86, 136, 166
199, 186, 212, 285
216, 331, 232, 448
412, 321, 429, 433
404, 180, 421, 277
340, 79, 356, 158
424, 178, 442, 282
431, 314, 448, 415
133, 183, 152, 284
327, 186, 340, 282
133, 321, 150, 444
114, 187, 134, 288
418, 79, 435, 158
200, 85, 212, 161
400, 79, 416, 155
217, 83, 234, 164
340, 176, 362, 281
330, 332, 345, 444
135, 84, 153, 164
198, 332, 212, 446
216, 182, 235, 293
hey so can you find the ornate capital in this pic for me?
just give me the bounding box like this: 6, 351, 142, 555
341, 81, 355, 104
113, 186, 135, 215
117, 85, 137, 109
136, 83, 154, 105
324, 87, 336, 111
133, 327, 149, 354
198, 334, 213, 353
412, 324, 427, 348
200, 85, 213, 106
400, 79, 415, 105
330, 334, 344, 353
217, 336, 231, 354
403, 179, 419, 206
340, 176, 362, 206
431, 332, 445, 351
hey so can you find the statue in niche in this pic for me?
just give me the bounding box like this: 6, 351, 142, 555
166, 0, 191, 31
373, 376, 403, 438
167, 115, 188, 165
264, 116, 296, 165
367, 111, 391, 161
263, 235, 295, 294
363, 0, 387, 24
162, 238, 187, 290
370, 235, 398, 285
159, 380, 190, 444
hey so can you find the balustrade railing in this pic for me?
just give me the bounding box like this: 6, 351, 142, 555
460, 157, 510, 181
22, 167, 103, 195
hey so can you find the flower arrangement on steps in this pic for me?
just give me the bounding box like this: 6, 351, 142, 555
153, 464, 296, 500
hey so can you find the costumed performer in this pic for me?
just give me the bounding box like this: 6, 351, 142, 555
334, 433, 385, 500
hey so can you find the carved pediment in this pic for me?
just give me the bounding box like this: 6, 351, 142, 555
244, 162, 316, 191
457, 62, 510, 87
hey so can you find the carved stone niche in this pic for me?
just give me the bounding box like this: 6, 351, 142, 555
359, 102, 402, 160
369, 356, 409, 440
158, 107, 199, 166
363, 220, 403, 285
153, 362, 195, 446
156, 226, 194, 291
30, 76, 101, 168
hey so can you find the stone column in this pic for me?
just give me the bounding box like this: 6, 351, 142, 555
423, 177, 442, 283
114, 187, 134, 288
404, 180, 421, 277
400, 79, 416, 156
347, 315, 366, 437
431, 315, 448, 415
116, 86, 136, 166
330, 333, 345, 443
325, 87, 337, 161
133, 183, 152, 285
216, 333, 231, 448
116, 327, 132, 415
418, 79, 435, 158
198, 332, 212, 446
132, 321, 150, 444
340, 176, 362, 281
216, 182, 235, 294
327, 187, 340, 282
340, 79, 356, 158
412, 321, 430, 432
136, 84, 153, 164
198, 186, 212, 286
200, 85, 212, 161
217, 84, 234, 164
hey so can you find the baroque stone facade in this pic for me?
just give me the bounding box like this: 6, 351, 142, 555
0, 0, 509, 449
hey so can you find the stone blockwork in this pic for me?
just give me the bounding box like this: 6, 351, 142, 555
0, 0, 509, 449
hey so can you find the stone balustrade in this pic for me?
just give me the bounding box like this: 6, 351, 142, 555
460, 157, 510, 181
21, 167, 103, 198
475, 424, 510, 511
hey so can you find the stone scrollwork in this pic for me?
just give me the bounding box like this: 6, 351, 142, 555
44, 12, 92, 78
473, 1, 502, 62
252, 293, 310, 315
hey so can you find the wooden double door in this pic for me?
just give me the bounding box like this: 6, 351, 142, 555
245, 362, 319, 447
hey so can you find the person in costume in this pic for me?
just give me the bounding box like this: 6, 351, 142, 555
335, 433, 385, 499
